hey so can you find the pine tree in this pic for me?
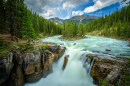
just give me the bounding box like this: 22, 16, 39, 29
0, 0, 6, 33
50, 28, 54, 36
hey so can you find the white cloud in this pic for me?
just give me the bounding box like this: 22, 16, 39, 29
84, 0, 120, 13
72, 11, 84, 16
72, 0, 125, 16
43, 10, 55, 19
63, 0, 89, 9
57, 7, 60, 11
63, 2, 75, 9
25, 0, 63, 19
25, 0, 90, 19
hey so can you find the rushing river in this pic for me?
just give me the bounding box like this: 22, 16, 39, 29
25, 35, 130, 86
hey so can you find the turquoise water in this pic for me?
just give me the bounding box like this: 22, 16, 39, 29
25, 35, 130, 86
40, 35, 130, 57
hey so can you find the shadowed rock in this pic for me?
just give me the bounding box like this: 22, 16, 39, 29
86, 54, 129, 85
63, 55, 69, 68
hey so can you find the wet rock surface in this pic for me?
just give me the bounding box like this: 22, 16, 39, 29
105, 49, 111, 51
63, 55, 69, 68
0, 43, 65, 86
86, 54, 129, 85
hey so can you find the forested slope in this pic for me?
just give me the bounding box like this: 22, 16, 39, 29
84, 4, 130, 40
0, 0, 62, 41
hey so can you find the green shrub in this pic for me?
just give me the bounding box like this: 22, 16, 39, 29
45, 43, 49, 50
99, 79, 107, 86
0, 40, 10, 57
118, 59, 130, 86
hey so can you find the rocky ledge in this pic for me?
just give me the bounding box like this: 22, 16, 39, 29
63, 54, 129, 85
86, 54, 129, 85
0, 43, 65, 86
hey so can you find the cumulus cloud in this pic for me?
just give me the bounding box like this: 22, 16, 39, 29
63, 2, 75, 9
72, 0, 125, 16
65, 0, 89, 5
72, 11, 84, 16
24, 0, 89, 19
63, 0, 89, 9
24, 0, 128, 19
24, 0, 63, 18
84, 0, 122, 13
44, 10, 55, 17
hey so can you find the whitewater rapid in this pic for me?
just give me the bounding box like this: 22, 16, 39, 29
25, 35, 130, 86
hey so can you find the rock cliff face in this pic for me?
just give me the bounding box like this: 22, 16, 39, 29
86, 54, 129, 85
0, 43, 65, 86
0, 53, 14, 85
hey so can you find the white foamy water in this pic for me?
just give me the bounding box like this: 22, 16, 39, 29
25, 35, 130, 86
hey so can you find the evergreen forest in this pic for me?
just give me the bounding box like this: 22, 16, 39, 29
84, 5, 130, 39
0, 0, 62, 41
0, 0, 130, 41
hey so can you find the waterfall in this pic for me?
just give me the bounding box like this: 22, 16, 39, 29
26, 35, 130, 86
25, 42, 96, 86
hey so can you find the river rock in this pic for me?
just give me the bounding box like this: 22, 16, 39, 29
86, 54, 128, 85
86, 54, 97, 59
73, 43, 76, 45
127, 45, 130, 47
106, 49, 111, 51
63, 55, 69, 68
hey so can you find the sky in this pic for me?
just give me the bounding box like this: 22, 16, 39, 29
24, 0, 130, 19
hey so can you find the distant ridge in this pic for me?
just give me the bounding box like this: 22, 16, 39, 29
48, 15, 98, 25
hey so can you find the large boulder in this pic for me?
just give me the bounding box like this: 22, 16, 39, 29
86, 54, 129, 85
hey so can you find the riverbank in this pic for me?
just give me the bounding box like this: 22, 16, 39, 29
86, 30, 130, 41
0, 33, 58, 57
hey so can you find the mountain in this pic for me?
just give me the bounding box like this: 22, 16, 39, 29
49, 17, 63, 23
48, 15, 98, 26
70, 15, 98, 21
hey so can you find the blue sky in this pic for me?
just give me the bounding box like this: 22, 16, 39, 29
24, 0, 130, 19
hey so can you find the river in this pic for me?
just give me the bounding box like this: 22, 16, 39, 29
25, 35, 130, 86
